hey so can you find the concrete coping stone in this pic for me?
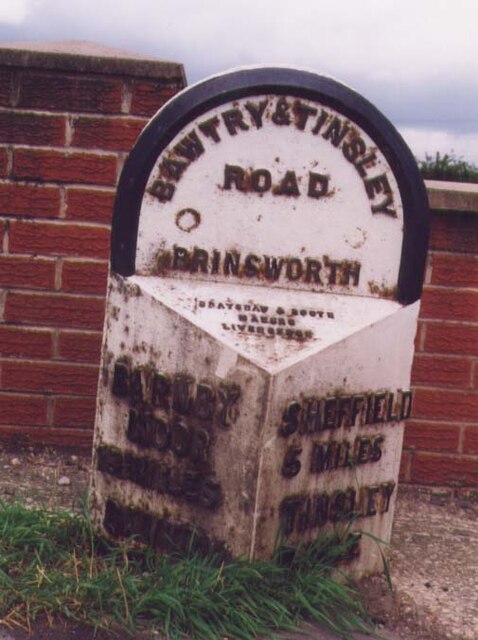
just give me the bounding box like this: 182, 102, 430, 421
425, 179, 478, 214
0, 39, 186, 82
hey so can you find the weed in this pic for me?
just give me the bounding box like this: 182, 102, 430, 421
0, 501, 382, 639
418, 152, 478, 183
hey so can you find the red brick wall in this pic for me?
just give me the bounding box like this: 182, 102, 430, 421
0, 44, 184, 448
401, 191, 478, 487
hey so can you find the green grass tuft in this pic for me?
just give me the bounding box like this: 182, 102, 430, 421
0, 501, 381, 639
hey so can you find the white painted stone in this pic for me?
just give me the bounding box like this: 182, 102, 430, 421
91, 272, 418, 573
91, 68, 427, 577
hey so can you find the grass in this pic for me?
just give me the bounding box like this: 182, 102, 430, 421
418, 152, 478, 183
0, 501, 382, 639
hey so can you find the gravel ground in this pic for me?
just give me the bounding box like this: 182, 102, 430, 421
0, 445, 476, 640
388, 485, 478, 640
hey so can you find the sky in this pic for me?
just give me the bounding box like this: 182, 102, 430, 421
1, 0, 478, 162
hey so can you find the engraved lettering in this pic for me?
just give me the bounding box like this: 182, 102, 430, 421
172, 375, 193, 414
244, 253, 260, 277
250, 168, 271, 192
322, 117, 350, 147
310, 441, 339, 474
305, 259, 323, 284
286, 258, 303, 281
150, 179, 175, 202
354, 152, 377, 178
194, 384, 216, 420
280, 401, 301, 437
381, 481, 395, 513
224, 251, 240, 276
198, 116, 221, 142
373, 392, 387, 423
151, 413, 170, 451
191, 248, 209, 273
311, 109, 329, 134
308, 172, 329, 198
342, 135, 367, 163
274, 170, 300, 197
245, 100, 268, 128
218, 383, 241, 427
112, 361, 129, 398
302, 398, 321, 434
131, 368, 146, 405
280, 496, 303, 535
173, 130, 205, 162
161, 158, 188, 181
280, 480, 395, 535
365, 174, 397, 217
279, 389, 412, 436
282, 446, 302, 478
222, 108, 250, 135
170, 417, 191, 457
189, 428, 210, 463
271, 97, 291, 125
223, 164, 246, 191
293, 100, 318, 130
172, 245, 189, 270
264, 256, 284, 280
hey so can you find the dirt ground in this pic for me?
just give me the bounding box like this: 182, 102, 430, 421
0, 445, 476, 640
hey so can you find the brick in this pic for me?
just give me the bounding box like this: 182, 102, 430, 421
10, 220, 110, 259
404, 421, 460, 452
2, 360, 99, 396
72, 116, 145, 151
53, 396, 96, 429
0, 111, 65, 146
0, 326, 52, 359
0, 219, 6, 247
431, 253, 478, 288
0, 255, 56, 290
430, 212, 478, 254
398, 450, 411, 483
464, 427, 478, 454
420, 287, 478, 323
18, 72, 123, 114
62, 260, 109, 294
0, 182, 61, 218
130, 81, 181, 117
0, 425, 93, 448
66, 187, 115, 223
411, 353, 472, 388
13, 148, 117, 186
0, 69, 12, 106
5, 291, 105, 330
58, 331, 102, 363
413, 388, 478, 422
424, 322, 478, 357
0, 148, 8, 177
0, 392, 48, 425
410, 452, 478, 486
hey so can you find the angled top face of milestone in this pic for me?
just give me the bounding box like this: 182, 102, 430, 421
112, 67, 428, 305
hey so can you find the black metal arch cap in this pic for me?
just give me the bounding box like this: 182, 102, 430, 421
111, 66, 429, 305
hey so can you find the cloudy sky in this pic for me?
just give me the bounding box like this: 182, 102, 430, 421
1, 0, 478, 161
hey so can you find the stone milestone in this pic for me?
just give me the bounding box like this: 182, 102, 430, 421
90, 67, 428, 575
